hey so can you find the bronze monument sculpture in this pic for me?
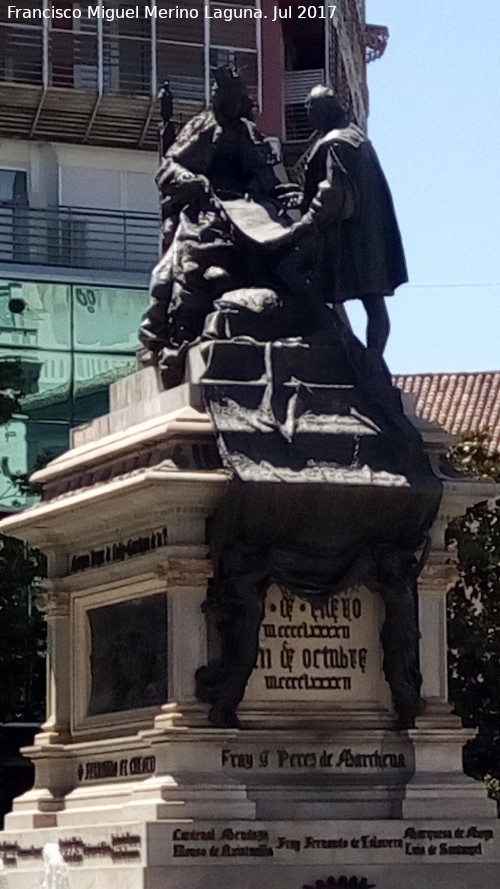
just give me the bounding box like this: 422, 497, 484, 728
272, 84, 408, 355
140, 66, 300, 387
140, 69, 441, 731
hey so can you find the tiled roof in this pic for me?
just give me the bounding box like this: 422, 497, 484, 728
394, 372, 500, 453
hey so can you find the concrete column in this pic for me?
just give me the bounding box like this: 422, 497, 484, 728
37, 582, 71, 744
154, 556, 212, 729
403, 532, 497, 819
417, 552, 459, 724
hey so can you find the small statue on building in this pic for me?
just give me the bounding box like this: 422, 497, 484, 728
157, 80, 176, 157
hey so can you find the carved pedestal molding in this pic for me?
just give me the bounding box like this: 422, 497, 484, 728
1, 382, 500, 885
402, 723, 498, 819
3, 583, 75, 829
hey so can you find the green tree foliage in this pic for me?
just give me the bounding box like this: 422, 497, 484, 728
0, 357, 46, 722
446, 432, 500, 782
448, 430, 500, 483
0, 536, 46, 722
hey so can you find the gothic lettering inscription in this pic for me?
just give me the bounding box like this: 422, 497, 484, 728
1, 824, 497, 869
244, 586, 383, 703
220, 746, 408, 773
403, 826, 494, 858
77, 755, 156, 783
0, 833, 142, 867
70, 527, 168, 573
165, 823, 499, 866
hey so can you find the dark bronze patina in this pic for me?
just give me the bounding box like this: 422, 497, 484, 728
140, 72, 441, 730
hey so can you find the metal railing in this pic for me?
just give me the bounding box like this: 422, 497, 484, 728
285, 105, 315, 143
0, 19, 260, 99
0, 206, 159, 273
284, 69, 325, 104
0, 24, 43, 85
284, 69, 324, 143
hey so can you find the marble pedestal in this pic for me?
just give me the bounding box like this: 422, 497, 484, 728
0, 367, 499, 889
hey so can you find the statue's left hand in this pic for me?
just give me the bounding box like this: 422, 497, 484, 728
178, 173, 210, 195
273, 182, 304, 209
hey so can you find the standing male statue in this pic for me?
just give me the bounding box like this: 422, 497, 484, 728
300, 85, 408, 354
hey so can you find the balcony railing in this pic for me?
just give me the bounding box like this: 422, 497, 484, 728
0, 16, 261, 147
284, 69, 325, 105
0, 20, 260, 100
0, 24, 43, 84
0, 206, 158, 273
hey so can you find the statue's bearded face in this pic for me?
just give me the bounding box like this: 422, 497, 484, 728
306, 88, 345, 133
307, 97, 343, 132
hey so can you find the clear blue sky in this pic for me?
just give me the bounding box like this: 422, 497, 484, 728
346, 0, 500, 374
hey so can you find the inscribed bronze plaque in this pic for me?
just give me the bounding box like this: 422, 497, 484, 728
87, 594, 167, 715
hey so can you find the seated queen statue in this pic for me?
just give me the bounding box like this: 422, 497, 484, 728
139, 66, 300, 387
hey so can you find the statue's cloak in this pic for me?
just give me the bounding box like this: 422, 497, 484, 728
304, 124, 408, 302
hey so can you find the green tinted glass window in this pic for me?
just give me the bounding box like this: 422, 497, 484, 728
0, 418, 70, 511
0, 278, 148, 510
73, 286, 148, 353
73, 352, 137, 423
0, 348, 72, 421
0, 280, 71, 350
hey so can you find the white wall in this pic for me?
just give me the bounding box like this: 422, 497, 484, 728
0, 139, 158, 213
55, 144, 158, 212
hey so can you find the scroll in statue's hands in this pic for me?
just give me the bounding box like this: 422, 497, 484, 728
273, 182, 304, 210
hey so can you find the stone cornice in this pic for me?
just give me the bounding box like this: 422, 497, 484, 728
0, 472, 227, 549
419, 554, 458, 596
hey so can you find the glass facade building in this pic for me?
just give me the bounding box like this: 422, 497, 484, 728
0, 0, 378, 514
0, 277, 149, 511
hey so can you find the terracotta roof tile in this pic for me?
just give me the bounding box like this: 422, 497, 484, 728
394, 372, 500, 454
